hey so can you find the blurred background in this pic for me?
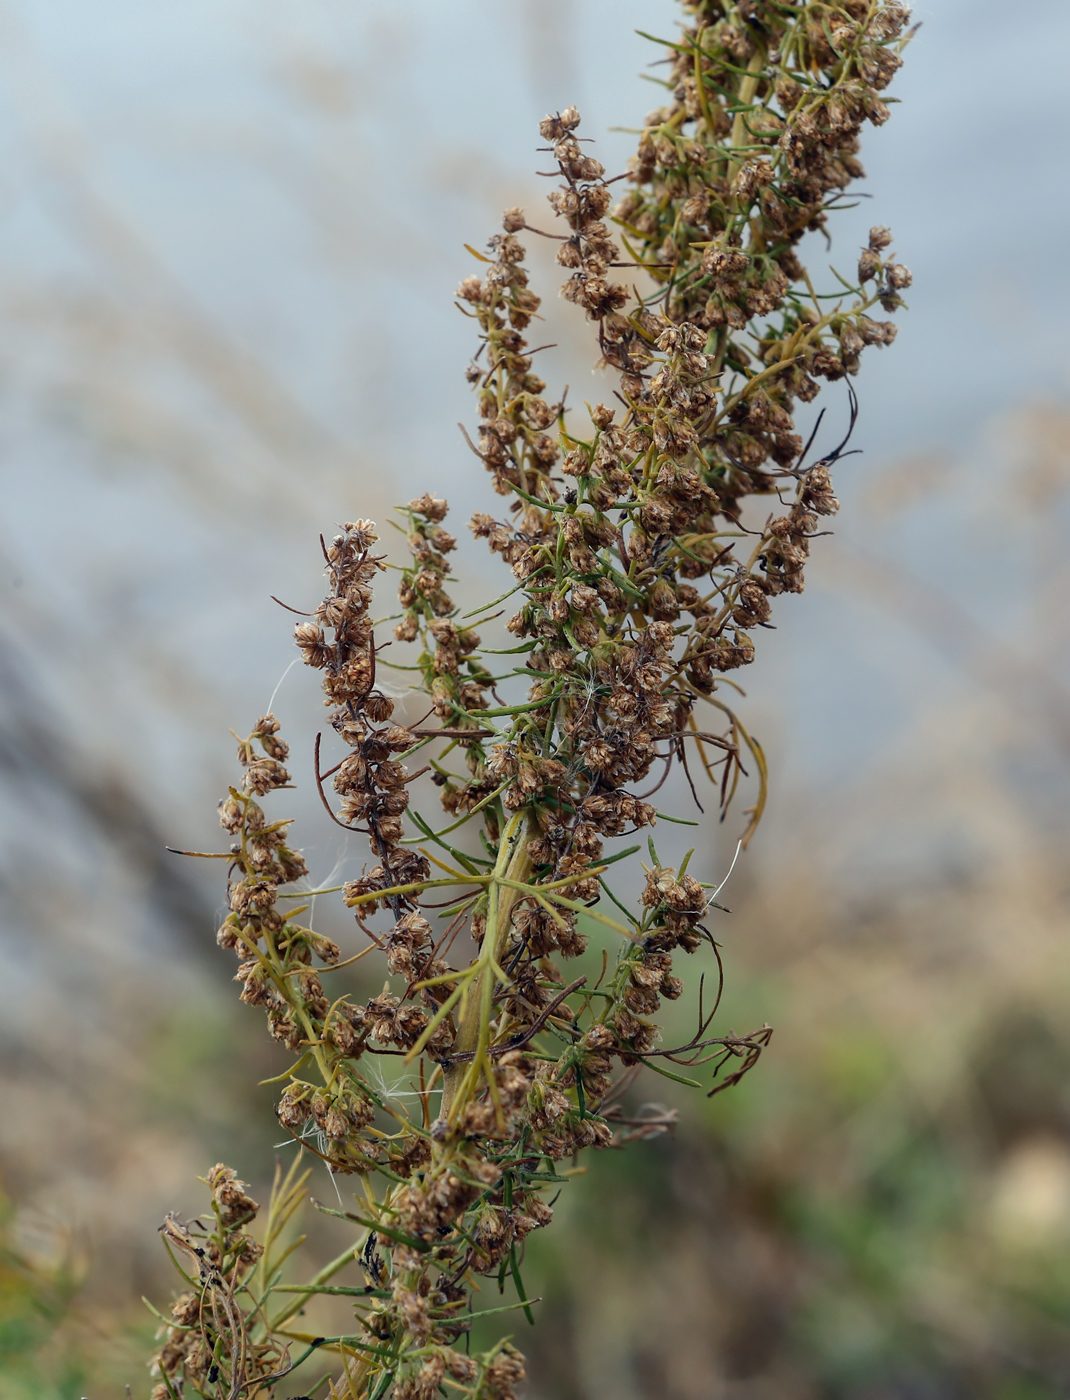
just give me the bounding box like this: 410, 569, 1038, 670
2, 0, 1070, 1396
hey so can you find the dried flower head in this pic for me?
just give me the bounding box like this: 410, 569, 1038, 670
153, 5, 912, 1396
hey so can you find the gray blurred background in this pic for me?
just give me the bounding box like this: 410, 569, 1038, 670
2, 2, 1070, 1397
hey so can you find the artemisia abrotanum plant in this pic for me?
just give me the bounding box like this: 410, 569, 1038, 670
149, 4, 913, 1396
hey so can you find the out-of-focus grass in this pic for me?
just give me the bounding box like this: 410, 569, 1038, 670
0, 987, 283, 1399
0, 1186, 154, 1400
0, 1194, 77, 1399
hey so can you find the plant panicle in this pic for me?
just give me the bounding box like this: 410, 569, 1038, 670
150, 5, 913, 1396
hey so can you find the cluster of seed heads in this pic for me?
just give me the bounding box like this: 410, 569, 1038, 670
152, 4, 911, 1397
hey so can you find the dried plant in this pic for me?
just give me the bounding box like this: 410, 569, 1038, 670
148, 4, 912, 1397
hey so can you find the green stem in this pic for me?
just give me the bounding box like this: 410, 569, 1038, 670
723, 42, 767, 186
441, 810, 532, 1117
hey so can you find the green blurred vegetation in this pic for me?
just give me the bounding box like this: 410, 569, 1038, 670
0, 1191, 78, 1399
0, 1186, 152, 1400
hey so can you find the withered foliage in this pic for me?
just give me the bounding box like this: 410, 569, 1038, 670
151, 4, 912, 1397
